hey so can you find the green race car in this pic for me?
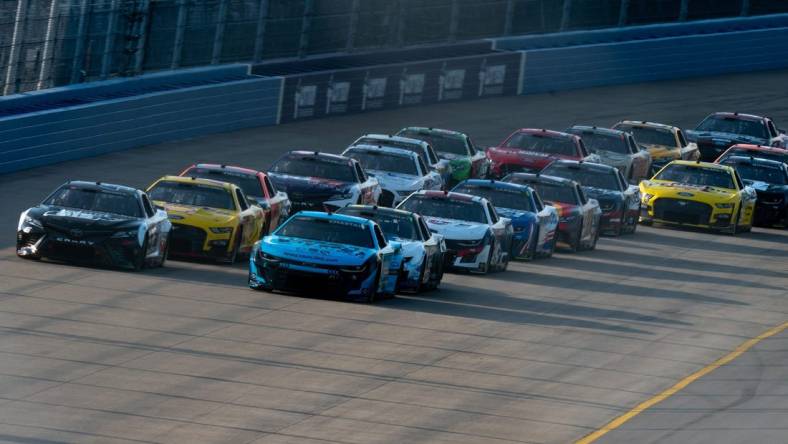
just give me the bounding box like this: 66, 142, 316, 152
397, 127, 490, 186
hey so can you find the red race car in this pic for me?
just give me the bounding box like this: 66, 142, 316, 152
714, 144, 788, 165
180, 163, 291, 236
486, 128, 601, 179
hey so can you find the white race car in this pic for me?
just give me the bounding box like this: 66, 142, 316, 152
398, 190, 513, 274
351, 134, 452, 188
342, 145, 443, 207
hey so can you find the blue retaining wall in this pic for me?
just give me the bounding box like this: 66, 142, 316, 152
0, 66, 282, 174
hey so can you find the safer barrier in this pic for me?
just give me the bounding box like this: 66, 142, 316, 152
0, 65, 282, 174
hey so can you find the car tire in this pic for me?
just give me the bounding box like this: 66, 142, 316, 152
365, 264, 382, 303
415, 260, 427, 293
522, 227, 538, 261
158, 234, 169, 268
226, 230, 242, 264
730, 208, 741, 235
429, 254, 444, 290
566, 224, 582, 253
133, 238, 148, 272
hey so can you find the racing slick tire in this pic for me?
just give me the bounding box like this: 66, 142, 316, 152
566, 224, 582, 253
225, 230, 242, 264
583, 228, 600, 251
133, 238, 148, 272
426, 254, 444, 291
157, 234, 170, 268
728, 208, 741, 235
365, 264, 383, 303
496, 251, 509, 272
519, 228, 539, 261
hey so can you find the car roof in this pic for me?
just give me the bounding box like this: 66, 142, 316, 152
154, 175, 235, 190
722, 155, 787, 169
669, 160, 734, 173
709, 112, 765, 122
514, 128, 578, 140
505, 172, 579, 187
401, 127, 467, 138
292, 211, 375, 226
191, 163, 261, 176
417, 190, 486, 203
66, 181, 140, 195
358, 133, 429, 147
568, 125, 627, 138
615, 120, 678, 131
547, 159, 618, 173
286, 150, 352, 164
344, 144, 421, 160
340, 204, 417, 218
727, 144, 788, 154
457, 179, 533, 193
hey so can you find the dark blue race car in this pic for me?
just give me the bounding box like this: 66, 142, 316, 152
452, 180, 558, 260
249, 211, 404, 302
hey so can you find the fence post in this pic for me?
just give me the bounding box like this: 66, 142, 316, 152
211, 0, 228, 64
37, 0, 59, 90
345, 0, 360, 51
679, 0, 689, 21
170, 0, 187, 68
503, 0, 515, 35
559, 0, 572, 31
133, 0, 150, 75
448, 0, 460, 42
3, 0, 29, 94
618, 0, 630, 26
740, 0, 750, 16
100, 0, 120, 79
298, 0, 314, 58
70, 0, 91, 84
253, 0, 269, 62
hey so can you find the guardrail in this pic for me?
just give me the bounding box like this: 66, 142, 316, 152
0, 65, 282, 174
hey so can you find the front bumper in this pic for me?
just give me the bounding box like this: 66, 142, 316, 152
640, 199, 734, 230
17, 228, 143, 269
753, 202, 787, 226
443, 239, 491, 271
169, 223, 235, 259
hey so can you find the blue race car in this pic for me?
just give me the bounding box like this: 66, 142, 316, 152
452, 179, 558, 260
249, 211, 404, 302
338, 205, 446, 292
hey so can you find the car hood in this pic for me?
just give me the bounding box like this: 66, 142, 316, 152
641, 180, 738, 200
29, 206, 141, 230
155, 202, 237, 225
495, 207, 536, 225
386, 237, 424, 258
262, 236, 374, 266
583, 187, 624, 201
744, 180, 788, 193
685, 130, 767, 145
423, 217, 489, 240
642, 144, 681, 160
268, 173, 354, 195
438, 152, 470, 163
593, 150, 632, 165
366, 170, 422, 190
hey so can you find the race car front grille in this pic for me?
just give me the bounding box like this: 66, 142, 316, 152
170, 224, 207, 254
653, 198, 712, 225
289, 193, 336, 212
756, 191, 784, 206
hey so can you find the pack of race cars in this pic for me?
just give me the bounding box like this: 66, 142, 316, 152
17, 113, 788, 302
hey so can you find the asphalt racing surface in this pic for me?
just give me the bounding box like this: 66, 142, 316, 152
1, 69, 787, 444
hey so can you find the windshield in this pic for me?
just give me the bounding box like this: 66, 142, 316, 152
503, 133, 578, 157
184, 168, 262, 197
399, 195, 487, 224
530, 183, 578, 205
346, 151, 418, 176
270, 157, 356, 183
452, 185, 534, 212
727, 163, 787, 185
355, 137, 438, 164
45, 186, 142, 218
696, 116, 768, 139
722, 149, 788, 165
615, 124, 677, 147
398, 129, 468, 156
654, 164, 735, 189
574, 132, 629, 154
338, 208, 419, 240
542, 164, 621, 191
148, 181, 235, 210
276, 216, 373, 248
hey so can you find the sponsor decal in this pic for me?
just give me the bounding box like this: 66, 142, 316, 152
479, 60, 507, 96
399, 69, 425, 105
362, 72, 387, 111
293, 80, 317, 119
325, 76, 350, 115
438, 63, 465, 101
55, 237, 94, 246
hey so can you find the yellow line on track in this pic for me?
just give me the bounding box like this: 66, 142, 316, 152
575, 321, 788, 444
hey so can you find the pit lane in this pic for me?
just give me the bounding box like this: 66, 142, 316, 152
0, 69, 787, 444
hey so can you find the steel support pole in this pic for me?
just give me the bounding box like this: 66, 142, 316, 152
170, 0, 187, 68
211, 0, 228, 64
448, 0, 460, 42
618, 0, 630, 26
37, 0, 59, 90
252, 0, 269, 62
345, 0, 360, 51
679, 0, 689, 21
559, 0, 572, 31
741, 0, 751, 16
503, 0, 515, 36
297, 0, 314, 58
4, 0, 29, 94
133, 0, 150, 75
70, 0, 91, 84
100, 0, 120, 79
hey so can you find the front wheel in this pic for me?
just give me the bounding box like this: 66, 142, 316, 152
133, 239, 148, 271
225, 230, 242, 264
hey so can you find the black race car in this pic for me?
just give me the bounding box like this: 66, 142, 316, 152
719, 156, 788, 227
17, 181, 172, 270
542, 160, 641, 236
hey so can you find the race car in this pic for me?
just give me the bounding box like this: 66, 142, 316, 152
486, 128, 601, 179
542, 160, 640, 236
714, 144, 788, 165
351, 134, 451, 187
341, 145, 442, 207
685, 112, 788, 161
452, 179, 558, 260
180, 163, 291, 236
566, 125, 651, 183
248, 211, 404, 302
639, 160, 757, 234
267, 151, 381, 213
338, 205, 445, 292
503, 173, 601, 252
17, 181, 171, 270
147, 176, 265, 262
613, 120, 700, 174
719, 156, 788, 227
396, 127, 490, 185
397, 190, 512, 274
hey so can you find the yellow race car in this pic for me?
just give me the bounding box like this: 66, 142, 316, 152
613, 121, 700, 175
147, 176, 264, 262
640, 160, 757, 234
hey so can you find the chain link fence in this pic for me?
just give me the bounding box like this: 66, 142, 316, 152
2, 0, 787, 95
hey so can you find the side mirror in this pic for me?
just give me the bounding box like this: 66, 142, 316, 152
388, 241, 402, 252
499, 217, 512, 226
249, 197, 270, 211
638, 144, 649, 151
779, 128, 786, 135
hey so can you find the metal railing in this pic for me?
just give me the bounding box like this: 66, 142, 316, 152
2, 0, 786, 96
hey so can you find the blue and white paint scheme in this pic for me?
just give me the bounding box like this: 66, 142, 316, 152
249, 211, 403, 302
452, 179, 558, 260
342, 145, 443, 207
338, 205, 446, 292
